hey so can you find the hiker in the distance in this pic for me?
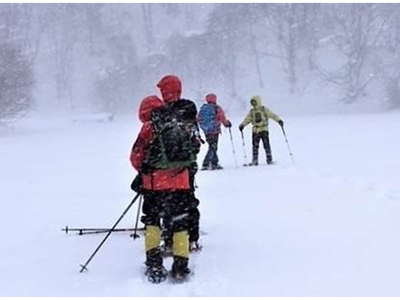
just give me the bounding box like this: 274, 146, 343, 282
239, 95, 284, 166
198, 93, 232, 170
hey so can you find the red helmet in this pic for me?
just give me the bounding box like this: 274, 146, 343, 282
205, 93, 217, 104
157, 75, 182, 103
138, 95, 163, 122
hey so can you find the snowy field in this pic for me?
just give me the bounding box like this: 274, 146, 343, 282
1, 111, 399, 296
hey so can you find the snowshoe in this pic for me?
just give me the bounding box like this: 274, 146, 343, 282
244, 161, 258, 167
145, 265, 168, 284
201, 164, 212, 171
145, 248, 168, 283
211, 164, 223, 170
170, 256, 191, 282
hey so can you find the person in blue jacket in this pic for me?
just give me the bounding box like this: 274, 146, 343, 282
198, 93, 232, 170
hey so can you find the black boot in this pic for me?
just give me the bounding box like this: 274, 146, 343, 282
250, 152, 258, 166
211, 164, 223, 170
170, 256, 191, 282
145, 248, 168, 283
267, 154, 273, 165
201, 163, 211, 171
248, 159, 258, 166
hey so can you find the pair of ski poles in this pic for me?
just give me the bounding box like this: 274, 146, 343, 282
228, 127, 250, 166
230, 124, 294, 165
78, 192, 143, 273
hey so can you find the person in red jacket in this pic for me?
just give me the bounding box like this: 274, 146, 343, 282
130, 95, 189, 191
130, 75, 200, 283
198, 93, 232, 170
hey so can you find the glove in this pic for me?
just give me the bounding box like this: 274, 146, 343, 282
278, 120, 284, 127
130, 173, 143, 193
239, 124, 244, 131
226, 120, 232, 128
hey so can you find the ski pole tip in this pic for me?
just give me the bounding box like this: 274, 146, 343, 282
79, 264, 88, 273
129, 233, 140, 239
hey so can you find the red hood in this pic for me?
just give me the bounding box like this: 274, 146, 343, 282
157, 75, 182, 103
206, 93, 217, 104
139, 95, 163, 122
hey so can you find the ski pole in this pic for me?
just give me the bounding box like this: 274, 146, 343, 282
63, 226, 137, 234
228, 127, 238, 168
62, 227, 145, 235
79, 193, 141, 273
240, 130, 248, 163
78, 229, 143, 235
130, 194, 143, 239
280, 125, 295, 164
63, 226, 114, 234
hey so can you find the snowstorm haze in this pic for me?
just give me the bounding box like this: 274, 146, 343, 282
2, 3, 400, 123
3, 4, 400, 296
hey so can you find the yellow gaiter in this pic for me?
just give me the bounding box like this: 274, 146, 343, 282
145, 225, 161, 252
173, 230, 189, 258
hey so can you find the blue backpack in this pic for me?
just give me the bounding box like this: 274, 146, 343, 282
199, 103, 218, 134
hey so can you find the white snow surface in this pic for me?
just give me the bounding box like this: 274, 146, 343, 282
1, 111, 400, 296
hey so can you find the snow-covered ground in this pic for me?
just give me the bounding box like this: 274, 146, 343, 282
1, 111, 399, 296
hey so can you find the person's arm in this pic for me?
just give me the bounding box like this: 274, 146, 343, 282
239, 110, 252, 130
264, 107, 282, 124
129, 123, 153, 171
217, 106, 231, 127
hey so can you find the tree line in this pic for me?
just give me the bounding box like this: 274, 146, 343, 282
1, 4, 400, 123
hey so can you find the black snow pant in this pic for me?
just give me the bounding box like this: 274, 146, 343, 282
252, 130, 272, 163
187, 196, 200, 242
202, 134, 219, 168
160, 164, 200, 244
161, 196, 200, 243
141, 190, 197, 234
188, 165, 200, 242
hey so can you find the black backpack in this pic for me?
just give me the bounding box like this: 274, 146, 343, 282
146, 103, 197, 170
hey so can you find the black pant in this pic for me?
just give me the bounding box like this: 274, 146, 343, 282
252, 131, 272, 163
188, 165, 200, 242
161, 165, 200, 244
141, 190, 199, 241
202, 134, 219, 167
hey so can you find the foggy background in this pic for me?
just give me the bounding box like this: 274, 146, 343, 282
2, 3, 400, 124
1, 5, 400, 296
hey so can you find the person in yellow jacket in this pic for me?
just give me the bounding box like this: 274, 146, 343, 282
239, 96, 284, 165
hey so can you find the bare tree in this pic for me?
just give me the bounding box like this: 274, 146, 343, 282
0, 4, 35, 123
141, 4, 155, 53
315, 4, 385, 103
263, 4, 305, 93
374, 4, 400, 108
0, 41, 34, 123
